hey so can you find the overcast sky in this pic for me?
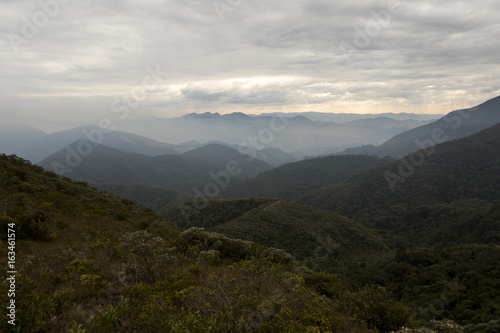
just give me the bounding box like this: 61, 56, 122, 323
1, 0, 499, 132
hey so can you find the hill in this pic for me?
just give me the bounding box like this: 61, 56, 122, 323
38, 143, 272, 193
164, 198, 392, 275
302, 123, 500, 222
223, 154, 392, 199
182, 143, 273, 177
341, 94, 500, 158
93, 183, 193, 211
0, 153, 411, 332
14, 125, 180, 163
0, 123, 48, 157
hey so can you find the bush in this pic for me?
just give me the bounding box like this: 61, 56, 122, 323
120, 230, 177, 282
179, 227, 258, 261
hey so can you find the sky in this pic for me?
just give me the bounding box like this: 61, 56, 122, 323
1, 0, 499, 132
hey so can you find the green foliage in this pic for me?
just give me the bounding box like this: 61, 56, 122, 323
222, 154, 392, 199
348, 285, 410, 331
120, 230, 177, 283
2, 146, 498, 332
301, 123, 500, 220
168, 199, 389, 272
178, 227, 259, 261
80, 274, 110, 294
67, 259, 96, 274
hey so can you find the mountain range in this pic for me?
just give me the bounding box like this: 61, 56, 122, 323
117, 112, 437, 156
2, 94, 500, 331
38, 143, 273, 194
340, 95, 500, 158
302, 122, 500, 221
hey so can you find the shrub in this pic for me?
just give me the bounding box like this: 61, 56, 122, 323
80, 274, 110, 294
178, 227, 258, 261
67, 259, 95, 274
120, 230, 177, 282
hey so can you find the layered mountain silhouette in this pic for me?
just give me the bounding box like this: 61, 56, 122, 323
6, 125, 180, 163
118, 112, 436, 156
340, 94, 500, 158
302, 122, 500, 221
38, 143, 272, 193
223, 154, 393, 199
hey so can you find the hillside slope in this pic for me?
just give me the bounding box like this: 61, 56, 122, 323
182, 143, 273, 177
223, 154, 392, 199
302, 123, 500, 221
0, 153, 411, 332
341, 94, 500, 158
164, 198, 392, 275
38, 143, 271, 192
94, 183, 193, 211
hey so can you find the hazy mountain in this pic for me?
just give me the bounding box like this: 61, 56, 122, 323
0, 123, 48, 157
181, 143, 272, 177
255, 112, 442, 123
38, 143, 272, 192
118, 112, 435, 156
189, 141, 298, 167
341, 94, 500, 158
16, 125, 179, 163
223, 154, 393, 199
302, 122, 500, 221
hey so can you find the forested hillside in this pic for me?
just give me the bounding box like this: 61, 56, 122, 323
302, 123, 500, 221
0, 154, 411, 332
223, 155, 392, 199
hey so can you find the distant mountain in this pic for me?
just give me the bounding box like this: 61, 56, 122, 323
185, 141, 297, 167
15, 125, 179, 163
341, 94, 500, 158
182, 143, 272, 177
0, 123, 48, 157
255, 112, 442, 123
302, 123, 500, 222
163, 198, 391, 274
223, 154, 392, 199
119, 112, 435, 156
38, 143, 271, 192
346, 116, 427, 129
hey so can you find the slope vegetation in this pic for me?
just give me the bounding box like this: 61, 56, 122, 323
303, 123, 500, 221
1, 154, 410, 332
341, 94, 500, 158
38, 143, 271, 193
224, 154, 392, 199
164, 198, 392, 276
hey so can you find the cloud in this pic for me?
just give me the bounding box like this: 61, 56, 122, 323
1, 0, 499, 131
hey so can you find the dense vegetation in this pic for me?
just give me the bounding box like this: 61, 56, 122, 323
223, 155, 392, 199
162, 124, 500, 331
341, 94, 500, 158
94, 183, 192, 212
1, 154, 411, 332
38, 143, 271, 193
164, 198, 392, 276
2, 113, 499, 332
302, 123, 500, 220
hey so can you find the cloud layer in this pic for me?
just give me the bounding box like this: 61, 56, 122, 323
1, 0, 499, 131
